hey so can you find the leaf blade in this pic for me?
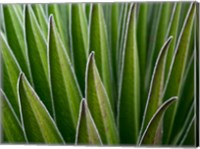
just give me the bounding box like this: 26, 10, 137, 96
18, 74, 64, 143
25, 5, 54, 117
48, 15, 82, 142
75, 99, 102, 145
31, 4, 48, 37
139, 37, 173, 140
89, 4, 114, 109
0, 32, 21, 119
139, 97, 178, 145
71, 4, 88, 94
3, 5, 31, 81
85, 52, 119, 144
118, 3, 140, 144
1, 89, 27, 143
162, 3, 195, 143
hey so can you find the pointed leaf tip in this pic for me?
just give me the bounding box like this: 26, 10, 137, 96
18, 73, 64, 143
76, 98, 102, 145
139, 96, 178, 145
85, 51, 119, 144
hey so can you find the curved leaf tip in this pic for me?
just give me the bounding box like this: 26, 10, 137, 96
139, 96, 178, 145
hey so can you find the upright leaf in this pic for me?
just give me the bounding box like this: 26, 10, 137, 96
75, 99, 102, 145
110, 3, 119, 107
3, 5, 31, 81
48, 4, 70, 56
85, 52, 119, 144
25, 5, 54, 117
0, 89, 26, 143
0, 32, 21, 118
48, 16, 82, 142
85, 3, 91, 23
117, 3, 130, 80
31, 4, 48, 37
170, 54, 194, 143
89, 4, 114, 109
0, 5, 5, 32
137, 3, 148, 121
180, 116, 195, 146
145, 3, 161, 90
71, 4, 88, 94
165, 3, 182, 81
152, 3, 172, 66
118, 4, 140, 144
172, 102, 194, 145
162, 3, 195, 143
147, 3, 172, 92
18, 74, 64, 143
139, 97, 177, 145
139, 37, 173, 140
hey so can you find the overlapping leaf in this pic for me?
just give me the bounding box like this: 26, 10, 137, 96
25, 5, 54, 116
139, 37, 173, 140
89, 4, 114, 109
48, 16, 82, 142
3, 5, 31, 81
162, 3, 195, 143
0, 32, 21, 118
165, 3, 182, 81
31, 4, 48, 37
75, 99, 102, 145
118, 3, 140, 144
18, 74, 64, 143
85, 52, 119, 144
0, 89, 27, 143
139, 97, 177, 145
48, 4, 70, 56
71, 4, 88, 94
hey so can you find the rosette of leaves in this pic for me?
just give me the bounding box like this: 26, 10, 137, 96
0, 2, 196, 146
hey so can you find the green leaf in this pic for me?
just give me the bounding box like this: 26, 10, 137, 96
110, 3, 119, 104
162, 3, 195, 143
14, 4, 23, 21
25, 5, 54, 117
118, 3, 140, 144
180, 116, 195, 146
172, 102, 194, 145
71, 4, 88, 94
139, 96, 178, 145
171, 54, 194, 143
85, 52, 119, 144
137, 3, 148, 121
0, 89, 27, 143
89, 4, 114, 110
75, 99, 102, 145
85, 3, 91, 23
48, 16, 82, 142
152, 3, 172, 66
31, 4, 48, 37
3, 5, 31, 81
139, 37, 173, 140
165, 3, 182, 81
48, 4, 70, 56
145, 3, 161, 90
147, 3, 172, 92
0, 5, 5, 32
18, 73, 64, 143
0, 32, 21, 119
117, 3, 130, 80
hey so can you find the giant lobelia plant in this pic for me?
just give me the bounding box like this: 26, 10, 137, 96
0, 2, 196, 146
